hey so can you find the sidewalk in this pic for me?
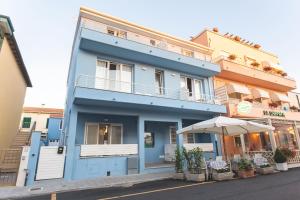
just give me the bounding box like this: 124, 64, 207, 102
0, 172, 174, 199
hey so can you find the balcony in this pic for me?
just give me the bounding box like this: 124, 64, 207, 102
79, 27, 220, 77
214, 57, 296, 92
73, 75, 226, 115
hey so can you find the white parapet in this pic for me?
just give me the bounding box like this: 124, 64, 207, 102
80, 144, 138, 157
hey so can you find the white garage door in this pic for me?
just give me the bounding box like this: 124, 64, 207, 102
36, 146, 66, 180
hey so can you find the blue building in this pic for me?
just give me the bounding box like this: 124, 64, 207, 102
62, 7, 226, 180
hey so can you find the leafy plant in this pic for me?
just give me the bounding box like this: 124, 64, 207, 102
215, 167, 230, 173
228, 54, 237, 60
175, 146, 183, 173
238, 158, 253, 171
280, 148, 295, 159
182, 147, 204, 174
274, 148, 287, 163
259, 163, 271, 168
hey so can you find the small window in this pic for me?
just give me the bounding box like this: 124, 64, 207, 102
155, 70, 164, 95
118, 30, 127, 39
144, 132, 155, 148
22, 117, 31, 128
107, 28, 115, 36
181, 49, 194, 58
150, 39, 156, 46
234, 136, 242, 147
170, 127, 177, 144
46, 118, 49, 129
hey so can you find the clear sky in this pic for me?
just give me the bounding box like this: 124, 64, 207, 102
1, 0, 299, 108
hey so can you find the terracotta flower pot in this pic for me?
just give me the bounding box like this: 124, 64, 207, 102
185, 172, 205, 182
238, 169, 254, 178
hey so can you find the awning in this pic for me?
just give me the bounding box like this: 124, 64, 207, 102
227, 83, 251, 95
270, 92, 290, 102
252, 88, 270, 99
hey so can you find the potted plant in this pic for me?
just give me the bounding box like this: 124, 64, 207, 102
263, 66, 272, 71
211, 162, 234, 181
255, 162, 274, 175
234, 36, 241, 41
237, 158, 255, 178
254, 44, 261, 49
290, 106, 299, 112
183, 147, 206, 182
212, 27, 219, 32
251, 61, 260, 67
244, 98, 253, 103
269, 102, 278, 108
274, 148, 288, 171
282, 72, 287, 77
173, 146, 184, 180
228, 54, 237, 60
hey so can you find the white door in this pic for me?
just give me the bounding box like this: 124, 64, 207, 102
36, 146, 66, 180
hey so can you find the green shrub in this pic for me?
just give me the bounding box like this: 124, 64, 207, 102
175, 146, 183, 173
182, 147, 204, 174
274, 148, 287, 163
238, 158, 253, 171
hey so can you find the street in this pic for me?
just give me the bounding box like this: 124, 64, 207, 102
14, 168, 300, 200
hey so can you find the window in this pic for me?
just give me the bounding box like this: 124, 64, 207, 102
22, 117, 31, 128
107, 27, 127, 39
150, 39, 156, 46
144, 132, 155, 148
228, 92, 242, 100
170, 127, 177, 144
181, 76, 193, 97
234, 136, 242, 147
181, 76, 203, 100
84, 123, 123, 145
181, 49, 194, 58
184, 133, 195, 143
95, 59, 132, 93
155, 70, 164, 95
46, 118, 49, 129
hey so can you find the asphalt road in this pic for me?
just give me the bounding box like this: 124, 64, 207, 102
14, 168, 300, 200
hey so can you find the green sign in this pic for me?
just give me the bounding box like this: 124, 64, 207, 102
237, 101, 252, 114
263, 110, 285, 117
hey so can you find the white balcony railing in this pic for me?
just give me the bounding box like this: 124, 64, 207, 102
76, 75, 222, 105
81, 19, 212, 62
80, 144, 138, 157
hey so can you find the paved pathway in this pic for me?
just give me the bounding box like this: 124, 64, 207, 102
12, 168, 300, 200
0, 172, 173, 199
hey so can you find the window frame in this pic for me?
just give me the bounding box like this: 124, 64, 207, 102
169, 126, 177, 144
22, 117, 32, 128
84, 122, 123, 145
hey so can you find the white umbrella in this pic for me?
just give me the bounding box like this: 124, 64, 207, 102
177, 116, 274, 160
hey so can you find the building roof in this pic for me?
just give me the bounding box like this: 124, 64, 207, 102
0, 15, 32, 87
79, 7, 212, 54
192, 29, 278, 58
23, 107, 64, 117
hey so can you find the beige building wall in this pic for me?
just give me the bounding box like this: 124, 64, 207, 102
0, 37, 27, 148
192, 30, 279, 65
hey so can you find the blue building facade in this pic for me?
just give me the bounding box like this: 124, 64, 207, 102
62, 7, 226, 180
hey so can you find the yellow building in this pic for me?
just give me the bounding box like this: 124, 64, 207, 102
192, 29, 300, 161
0, 15, 32, 148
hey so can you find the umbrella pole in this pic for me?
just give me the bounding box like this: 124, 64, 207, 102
222, 127, 227, 161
